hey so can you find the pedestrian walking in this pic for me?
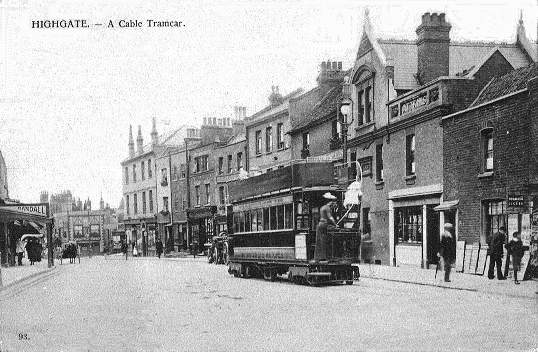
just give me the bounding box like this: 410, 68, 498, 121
506, 232, 524, 284
16, 238, 25, 266
438, 223, 456, 282
156, 238, 164, 259
314, 192, 339, 261
487, 226, 507, 280
133, 244, 138, 257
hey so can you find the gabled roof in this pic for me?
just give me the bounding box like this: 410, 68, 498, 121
247, 88, 304, 123
470, 63, 537, 107
378, 40, 532, 90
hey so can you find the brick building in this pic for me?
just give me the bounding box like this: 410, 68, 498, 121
186, 117, 237, 246
246, 87, 303, 173
342, 11, 535, 267
289, 60, 348, 163
441, 64, 537, 248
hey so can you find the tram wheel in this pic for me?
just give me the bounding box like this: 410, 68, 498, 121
345, 280, 354, 285
244, 265, 254, 279
263, 269, 276, 282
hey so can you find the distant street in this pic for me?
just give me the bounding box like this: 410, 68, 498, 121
0, 256, 535, 351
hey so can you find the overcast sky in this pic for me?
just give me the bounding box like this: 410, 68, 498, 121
0, 0, 536, 207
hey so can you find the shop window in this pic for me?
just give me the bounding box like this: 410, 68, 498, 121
277, 123, 284, 149
149, 190, 153, 212
375, 144, 384, 182
255, 130, 262, 155
266, 126, 273, 152
406, 134, 415, 176
141, 161, 145, 180
132, 164, 137, 182
482, 129, 493, 172
395, 206, 423, 244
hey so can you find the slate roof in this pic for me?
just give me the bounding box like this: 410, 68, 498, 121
289, 85, 341, 133
378, 40, 532, 90
471, 63, 538, 107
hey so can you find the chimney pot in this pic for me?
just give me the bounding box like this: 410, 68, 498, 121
203, 117, 207, 125
338, 62, 342, 70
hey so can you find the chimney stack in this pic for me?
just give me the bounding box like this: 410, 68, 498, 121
136, 125, 143, 155
128, 125, 135, 158
416, 12, 451, 85
317, 59, 344, 85
151, 117, 159, 145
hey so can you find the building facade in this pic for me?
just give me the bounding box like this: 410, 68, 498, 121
441, 65, 537, 248
343, 11, 535, 267
0, 150, 8, 200
246, 87, 302, 173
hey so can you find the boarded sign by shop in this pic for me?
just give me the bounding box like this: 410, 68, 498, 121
476, 245, 488, 275
455, 241, 465, 272
468, 242, 480, 274
463, 243, 473, 273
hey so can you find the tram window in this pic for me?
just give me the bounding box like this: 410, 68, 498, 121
263, 208, 270, 230
268, 206, 276, 229
276, 205, 284, 229
251, 210, 257, 232
233, 213, 239, 233
245, 211, 251, 232
284, 204, 293, 229
239, 212, 245, 233
257, 209, 263, 231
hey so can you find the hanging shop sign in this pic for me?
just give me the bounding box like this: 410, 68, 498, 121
507, 195, 524, 208
0, 203, 48, 218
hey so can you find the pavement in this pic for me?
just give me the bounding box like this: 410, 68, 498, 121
359, 263, 538, 299
0, 256, 536, 351
0, 259, 53, 289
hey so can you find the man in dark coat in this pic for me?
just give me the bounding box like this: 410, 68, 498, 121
488, 226, 507, 280
506, 232, 524, 284
155, 238, 164, 259
439, 223, 456, 282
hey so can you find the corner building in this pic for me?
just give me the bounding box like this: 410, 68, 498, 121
344, 11, 535, 267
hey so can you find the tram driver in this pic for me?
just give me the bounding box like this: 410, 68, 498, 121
314, 192, 339, 262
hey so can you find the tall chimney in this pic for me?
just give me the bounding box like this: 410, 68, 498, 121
416, 12, 451, 84
151, 117, 159, 145
136, 125, 143, 155
128, 125, 135, 158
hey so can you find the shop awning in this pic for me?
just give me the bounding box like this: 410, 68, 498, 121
434, 200, 459, 211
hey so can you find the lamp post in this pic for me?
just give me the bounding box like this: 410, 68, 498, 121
339, 76, 354, 165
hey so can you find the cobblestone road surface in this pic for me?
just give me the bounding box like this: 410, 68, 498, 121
0, 256, 536, 351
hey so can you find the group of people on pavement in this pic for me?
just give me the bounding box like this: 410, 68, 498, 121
439, 224, 525, 284
15, 237, 43, 266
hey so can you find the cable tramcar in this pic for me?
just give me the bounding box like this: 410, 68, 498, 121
227, 161, 360, 285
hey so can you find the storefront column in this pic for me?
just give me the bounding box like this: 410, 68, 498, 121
1, 222, 7, 267
388, 200, 395, 266
422, 204, 428, 268
439, 211, 445, 239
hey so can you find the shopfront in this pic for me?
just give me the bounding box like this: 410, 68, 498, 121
123, 217, 157, 256
0, 203, 52, 268
187, 206, 217, 249
389, 185, 442, 268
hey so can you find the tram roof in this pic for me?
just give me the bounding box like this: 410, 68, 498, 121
228, 162, 336, 203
